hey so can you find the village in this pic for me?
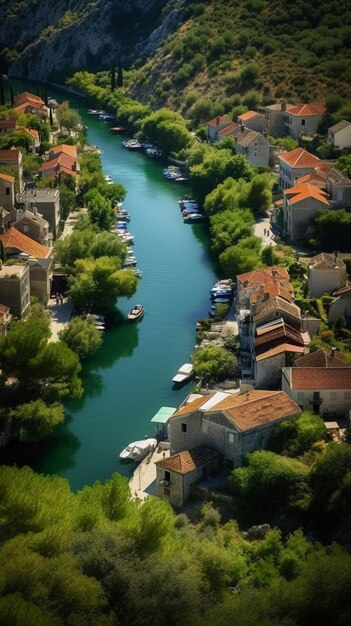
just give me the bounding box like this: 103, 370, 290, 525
0, 88, 351, 509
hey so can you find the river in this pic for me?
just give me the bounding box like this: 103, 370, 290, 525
22, 92, 217, 490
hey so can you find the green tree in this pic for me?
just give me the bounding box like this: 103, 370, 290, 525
59, 316, 103, 359
56, 101, 82, 135
219, 236, 262, 277
192, 345, 237, 380
269, 411, 326, 456
210, 208, 254, 253
68, 257, 137, 309
10, 399, 65, 441
314, 209, 351, 251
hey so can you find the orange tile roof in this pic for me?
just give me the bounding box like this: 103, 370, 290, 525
256, 343, 304, 361
237, 110, 263, 121
207, 116, 232, 128
0, 227, 51, 259
274, 198, 283, 206
40, 153, 77, 174
284, 182, 330, 206
0, 119, 17, 129
278, 147, 321, 168
288, 103, 326, 117
237, 266, 289, 286
209, 390, 300, 431
172, 394, 215, 417
218, 122, 238, 136
156, 445, 219, 474
294, 349, 350, 368
0, 173, 15, 182
49, 144, 77, 158
14, 92, 45, 106
290, 368, 351, 389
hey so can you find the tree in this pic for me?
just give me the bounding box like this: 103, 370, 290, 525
59, 184, 76, 221
10, 399, 65, 441
56, 101, 82, 135
59, 316, 103, 359
190, 150, 253, 203
68, 257, 137, 309
219, 236, 262, 277
269, 411, 326, 456
117, 58, 123, 88
310, 443, 351, 519
229, 450, 310, 513
84, 188, 115, 230
142, 108, 192, 155
192, 345, 237, 380
210, 208, 254, 253
314, 209, 351, 251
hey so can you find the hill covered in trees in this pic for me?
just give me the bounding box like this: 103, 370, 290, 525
2, 0, 351, 109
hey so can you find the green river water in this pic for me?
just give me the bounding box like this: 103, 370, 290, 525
5, 88, 218, 490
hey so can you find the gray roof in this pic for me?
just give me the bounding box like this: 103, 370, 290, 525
328, 119, 351, 133
309, 253, 345, 269
236, 129, 262, 147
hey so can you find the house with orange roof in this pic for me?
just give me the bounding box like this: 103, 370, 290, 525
217, 122, 239, 139
236, 266, 292, 310
48, 144, 77, 159
0, 172, 15, 211
278, 147, 321, 189
237, 110, 265, 133
296, 163, 351, 206
8, 207, 52, 247
327, 120, 351, 150
39, 153, 79, 180
307, 253, 347, 298
0, 148, 23, 192
0, 262, 30, 318
262, 102, 294, 137
234, 127, 270, 167
156, 389, 301, 505
207, 116, 234, 142
284, 103, 326, 139
282, 181, 330, 241
0, 227, 53, 305
282, 361, 351, 417
13, 92, 47, 118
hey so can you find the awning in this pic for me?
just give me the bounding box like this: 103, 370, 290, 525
150, 406, 176, 423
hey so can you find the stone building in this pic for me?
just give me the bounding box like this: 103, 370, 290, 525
0, 262, 30, 318
17, 188, 60, 239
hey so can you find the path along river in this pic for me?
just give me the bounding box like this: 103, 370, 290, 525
25, 93, 218, 490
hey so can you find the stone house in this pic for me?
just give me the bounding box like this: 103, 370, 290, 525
236, 266, 292, 310
278, 147, 321, 190
13, 92, 47, 119
216, 122, 239, 141
0, 303, 12, 334
282, 359, 351, 417
296, 164, 351, 207
0, 262, 30, 318
9, 208, 52, 247
0, 173, 15, 211
327, 120, 351, 150
0, 148, 24, 193
0, 227, 53, 305
328, 285, 351, 325
307, 253, 347, 298
155, 445, 220, 507
234, 128, 270, 167
17, 188, 60, 239
282, 182, 330, 242
262, 102, 294, 138
284, 103, 326, 140
237, 110, 265, 133
39, 153, 78, 182
207, 117, 234, 142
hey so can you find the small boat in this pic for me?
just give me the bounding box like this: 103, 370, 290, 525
172, 363, 194, 384
119, 437, 157, 462
122, 139, 143, 150
116, 221, 129, 229
117, 232, 134, 243
116, 211, 130, 221
105, 175, 113, 182
111, 126, 126, 133
127, 304, 144, 321
211, 297, 232, 304
183, 213, 206, 223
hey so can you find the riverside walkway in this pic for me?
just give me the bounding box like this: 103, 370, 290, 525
129, 446, 170, 501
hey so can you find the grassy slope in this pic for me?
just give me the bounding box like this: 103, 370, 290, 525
129, 0, 351, 113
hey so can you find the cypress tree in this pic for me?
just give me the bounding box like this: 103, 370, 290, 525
117, 59, 123, 88
111, 64, 116, 91
0, 76, 5, 106
9, 81, 14, 105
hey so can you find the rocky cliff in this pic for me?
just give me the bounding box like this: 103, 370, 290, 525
2, 0, 185, 81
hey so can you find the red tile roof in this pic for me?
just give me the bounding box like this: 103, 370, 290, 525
278, 147, 321, 168
218, 122, 238, 136
207, 116, 232, 128
210, 390, 301, 431
237, 266, 289, 287
284, 182, 330, 206
288, 103, 326, 117
290, 368, 351, 389
256, 343, 304, 361
39, 153, 77, 175
156, 445, 219, 474
14, 92, 45, 106
49, 144, 77, 158
0, 149, 21, 163
237, 110, 263, 121
0, 227, 51, 259
255, 321, 305, 351
294, 349, 350, 368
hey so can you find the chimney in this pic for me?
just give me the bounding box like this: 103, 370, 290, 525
331, 347, 336, 358
282, 102, 286, 111
216, 117, 220, 126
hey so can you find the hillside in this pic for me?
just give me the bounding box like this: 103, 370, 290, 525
2, 0, 351, 111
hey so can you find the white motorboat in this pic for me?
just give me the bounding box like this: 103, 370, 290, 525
172, 363, 194, 384
119, 437, 157, 462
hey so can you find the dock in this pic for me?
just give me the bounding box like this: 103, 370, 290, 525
129, 444, 170, 500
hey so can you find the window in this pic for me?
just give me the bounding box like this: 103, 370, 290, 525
301, 119, 305, 126
5, 187, 10, 196
22, 223, 29, 233
297, 392, 305, 402
181, 423, 187, 433
330, 392, 337, 400
164, 471, 171, 482
345, 391, 351, 400
253, 151, 258, 157
164, 488, 170, 497
228, 432, 235, 443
